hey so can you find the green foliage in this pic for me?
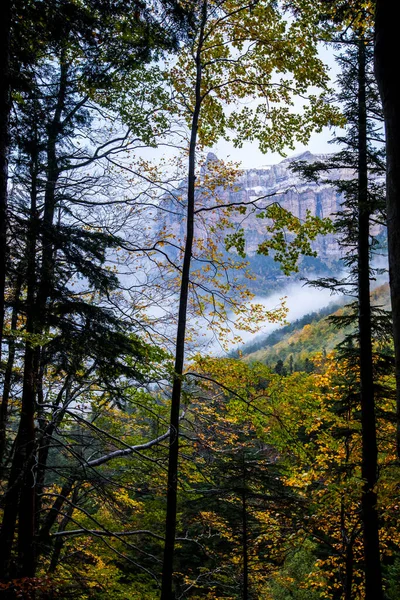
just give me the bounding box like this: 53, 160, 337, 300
385, 556, 400, 600
256, 206, 334, 275
268, 541, 323, 600
225, 207, 334, 275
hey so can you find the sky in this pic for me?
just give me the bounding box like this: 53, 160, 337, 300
209, 45, 343, 169
210, 126, 340, 170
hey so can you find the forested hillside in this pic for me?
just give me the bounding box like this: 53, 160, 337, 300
242, 284, 391, 373
0, 1, 399, 600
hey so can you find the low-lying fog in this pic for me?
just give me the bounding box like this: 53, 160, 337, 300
214, 262, 389, 356
211, 283, 344, 356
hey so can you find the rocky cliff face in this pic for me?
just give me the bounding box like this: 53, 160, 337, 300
202, 151, 353, 259
158, 151, 359, 263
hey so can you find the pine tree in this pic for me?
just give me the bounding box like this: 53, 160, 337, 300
374, 0, 400, 461
0, 0, 188, 585
292, 31, 388, 599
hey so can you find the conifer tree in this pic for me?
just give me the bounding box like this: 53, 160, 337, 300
0, 0, 189, 586
292, 31, 388, 599
374, 0, 400, 460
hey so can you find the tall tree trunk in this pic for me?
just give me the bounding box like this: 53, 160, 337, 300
344, 539, 354, 600
0, 0, 11, 363
48, 486, 79, 573
374, 0, 400, 460
241, 456, 248, 600
160, 4, 207, 597
35, 379, 73, 531
342, 423, 354, 600
38, 477, 76, 543
357, 39, 383, 600
0, 154, 39, 580
0, 273, 22, 471
36, 56, 67, 328
344, 542, 354, 600
14, 56, 67, 579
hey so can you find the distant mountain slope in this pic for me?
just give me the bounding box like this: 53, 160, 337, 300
241, 283, 391, 371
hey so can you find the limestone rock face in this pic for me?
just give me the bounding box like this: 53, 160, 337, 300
226, 152, 350, 258
159, 152, 359, 261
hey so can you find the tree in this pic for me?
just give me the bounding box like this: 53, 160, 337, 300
0, 0, 11, 364
155, 1, 342, 594
374, 0, 400, 460
292, 25, 388, 597
0, 0, 188, 587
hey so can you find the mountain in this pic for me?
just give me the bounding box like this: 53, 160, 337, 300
204, 150, 349, 258
158, 151, 384, 293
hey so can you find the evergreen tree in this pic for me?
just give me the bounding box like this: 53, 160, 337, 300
374, 0, 400, 461
0, 0, 188, 586
292, 30, 388, 599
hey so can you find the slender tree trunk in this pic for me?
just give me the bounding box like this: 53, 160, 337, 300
241, 458, 248, 600
38, 477, 76, 543
344, 542, 354, 600
160, 5, 207, 598
0, 273, 22, 471
357, 39, 383, 600
342, 423, 354, 600
35, 380, 73, 531
36, 57, 67, 327
49, 486, 79, 573
0, 0, 11, 362
16, 350, 37, 578
0, 161, 38, 579
374, 0, 400, 460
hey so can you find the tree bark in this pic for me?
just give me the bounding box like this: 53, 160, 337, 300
38, 477, 76, 542
344, 542, 353, 600
49, 486, 79, 573
0, 273, 22, 471
357, 39, 383, 600
13, 56, 67, 579
160, 4, 207, 598
0, 0, 11, 363
241, 457, 248, 600
0, 158, 38, 580
374, 0, 400, 460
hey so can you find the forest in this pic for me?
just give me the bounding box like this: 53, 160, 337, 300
0, 0, 399, 598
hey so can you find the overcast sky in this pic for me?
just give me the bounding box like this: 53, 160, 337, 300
208, 45, 343, 169
210, 126, 339, 170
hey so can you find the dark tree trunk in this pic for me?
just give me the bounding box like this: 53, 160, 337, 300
35, 383, 72, 532
36, 57, 67, 330
344, 542, 353, 600
49, 486, 79, 573
357, 39, 383, 600
0, 144, 40, 579
241, 477, 248, 600
0, 56, 68, 580
0, 153, 39, 580
160, 5, 207, 598
0, 273, 22, 471
374, 0, 400, 460
38, 477, 76, 542
0, 0, 11, 363
16, 349, 37, 578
